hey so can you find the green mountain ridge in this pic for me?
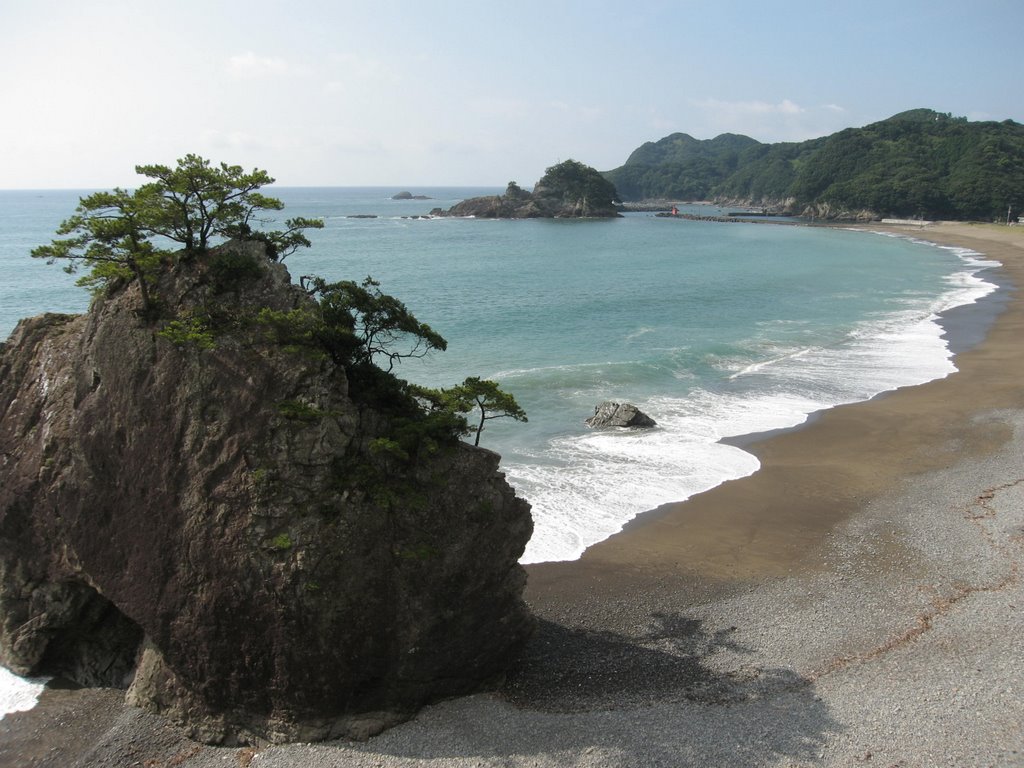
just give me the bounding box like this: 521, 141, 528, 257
604, 109, 1024, 221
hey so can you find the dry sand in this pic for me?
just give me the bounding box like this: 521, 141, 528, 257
1, 222, 1022, 767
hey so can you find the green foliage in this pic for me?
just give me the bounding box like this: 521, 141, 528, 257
32, 154, 322, 316
250, 275, 471, 463
133, 153, 322, 256
606, 133, 763, 201
206, 247, 264, 294
788, 113, 1024, 218
388, 407, 469, 457
31, 188, 166, 312
535, 159, 620, 207
254, 306, 327, 356
369, 437, 410, 463
276, 399, 323, 423
223, 216, 324, 262
157, 314, 216, 350
250, 276, 449, 395
604, 110, 1024, 220
302, 276, 447, 373
426, 377, 527, 447
269, 533, 293, 551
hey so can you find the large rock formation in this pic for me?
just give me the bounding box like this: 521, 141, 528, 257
432, 160, 621, 218
585, 402, 657, 429
0, 242, 534, 744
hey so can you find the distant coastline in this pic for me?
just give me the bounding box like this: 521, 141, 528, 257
604, 109, 1024, 223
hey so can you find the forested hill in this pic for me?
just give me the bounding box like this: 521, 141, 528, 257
604, 109, 1024, 221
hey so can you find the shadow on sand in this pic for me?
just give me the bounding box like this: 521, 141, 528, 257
330, 612, 842, 768
504, 613, 798, 711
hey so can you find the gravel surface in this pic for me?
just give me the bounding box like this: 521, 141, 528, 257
2, 407, 1020, 768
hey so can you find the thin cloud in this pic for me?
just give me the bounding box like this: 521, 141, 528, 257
548, 100, 605, 121
201, 129, 267, 151
473, 97, 533, 121
689, 98, 850, 142
326, 52, 400, 86
694, 98, 806, 118
226, 52, 291, 79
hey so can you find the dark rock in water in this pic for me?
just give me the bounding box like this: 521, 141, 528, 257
0, 241, 533, 745
435, 161, 621, 219
391, 191, 431, 200
586, 401, 657, 429
346, 213, 378, 218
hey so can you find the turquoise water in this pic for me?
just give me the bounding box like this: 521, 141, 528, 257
0, 188, 998, 565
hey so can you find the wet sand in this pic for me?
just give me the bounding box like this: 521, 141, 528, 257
528, 222, 1024, 614
1, 222, 1022, 767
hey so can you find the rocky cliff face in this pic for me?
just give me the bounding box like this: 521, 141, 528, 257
0, 243, 534, 744
798, 201, 879, 222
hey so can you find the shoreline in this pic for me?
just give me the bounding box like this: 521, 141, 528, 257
1, 222, 1022, 766
517, 220, 999, 565
527, 222, 1023, 596
718, 228, 1011, 452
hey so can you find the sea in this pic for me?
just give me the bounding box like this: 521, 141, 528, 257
0, 186, 1000, 716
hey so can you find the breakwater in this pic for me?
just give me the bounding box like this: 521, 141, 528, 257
654, 212, 799, 224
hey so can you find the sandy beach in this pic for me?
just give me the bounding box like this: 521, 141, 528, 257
1, 222, 1022, 767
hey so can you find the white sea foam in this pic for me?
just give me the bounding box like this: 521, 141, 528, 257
513, 422, 762, 563
0, 667, 47, 720
516, 242, 998, 564
625, 326, 657, 341
729, 347, 812, 379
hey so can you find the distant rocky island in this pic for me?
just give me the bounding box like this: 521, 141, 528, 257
431, 159, 620, 218
391, 191, 431, 200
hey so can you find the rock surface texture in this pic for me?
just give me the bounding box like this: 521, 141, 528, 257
0, 243, 534, 745
585, 402, 657, 429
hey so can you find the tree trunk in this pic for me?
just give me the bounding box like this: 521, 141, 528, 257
474, 402, 485, 446
132, 263, 153, 314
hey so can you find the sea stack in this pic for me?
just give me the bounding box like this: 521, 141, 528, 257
0, 240, 534, 744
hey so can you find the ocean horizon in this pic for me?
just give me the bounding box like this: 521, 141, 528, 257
0, 186, 1001, 717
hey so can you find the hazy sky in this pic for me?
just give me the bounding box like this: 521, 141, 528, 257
2, 0, 1021, 189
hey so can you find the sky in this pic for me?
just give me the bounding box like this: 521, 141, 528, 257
1, 0, 1022, 189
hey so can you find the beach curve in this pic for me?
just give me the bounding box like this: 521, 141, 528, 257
1, 222, 1022, 767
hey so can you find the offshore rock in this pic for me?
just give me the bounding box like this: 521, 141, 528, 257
432, 160, 621, 219
586, 401, 657, 429
0, 242, 534, 744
